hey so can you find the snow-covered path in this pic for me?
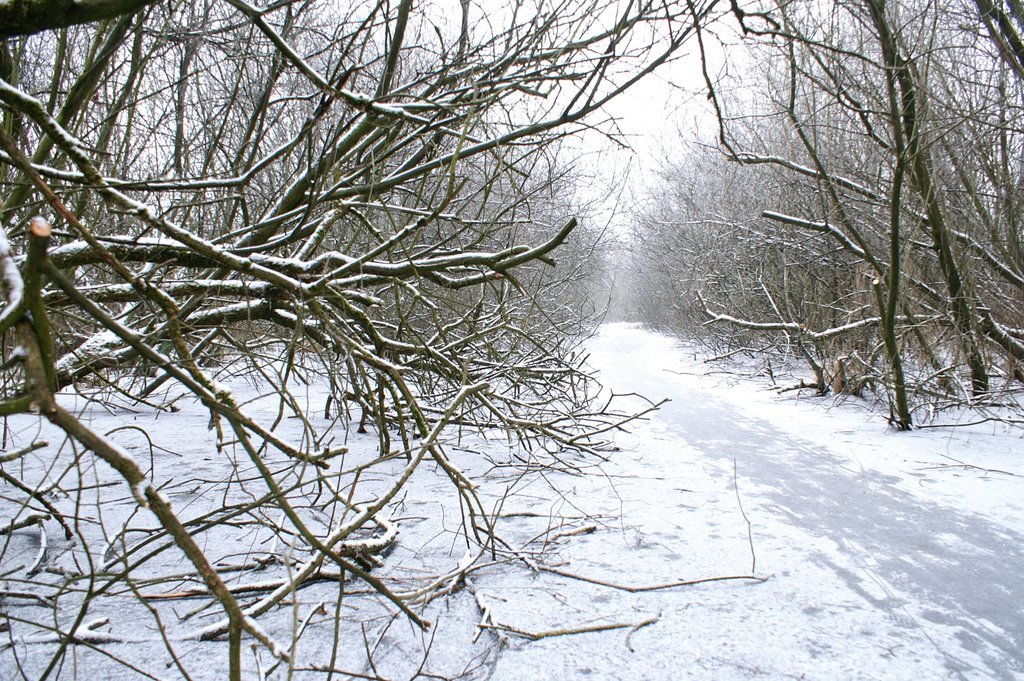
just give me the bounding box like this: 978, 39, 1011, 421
475, 324, 1024, 680
655, 366, 1024, 680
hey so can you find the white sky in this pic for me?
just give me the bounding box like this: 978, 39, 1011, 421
568, 51, 715, 235
562, 11, 735, 236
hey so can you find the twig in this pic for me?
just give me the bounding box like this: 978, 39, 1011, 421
0, 467, 73, 539
703, 346, 769, 362
547, 523, 598, 542
140, 569, 350, 600
626, 613, 660, 652
921, 455, 1020, 478
479, 613, 661, 641
0, 512, 49, 536
776, 380, 823, 394
3, 617, 114, 648
297, 665, 390, 680
733, 459, 757, 575
27, 514, 47, 574
0, 591, 54, 607
536, 565, 767, 592
466, 577, 507, 646
0, 440, 47, 463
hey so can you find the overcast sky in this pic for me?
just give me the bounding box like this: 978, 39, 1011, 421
570, 46, 719, 235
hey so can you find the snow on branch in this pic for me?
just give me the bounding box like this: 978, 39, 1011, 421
697, 291, 883, 341
761, 210, 868, 259
733, 152, 881, 200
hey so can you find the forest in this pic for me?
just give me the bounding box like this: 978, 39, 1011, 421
0, 0, 1021, 678
630, 0, 1024, 430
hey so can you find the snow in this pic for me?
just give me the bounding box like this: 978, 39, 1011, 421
52, 329, 124, 373
1, 323, 1022, 679
572, 324, 1024, 679
628, 326, 1024, 537
0, 225, 24, 327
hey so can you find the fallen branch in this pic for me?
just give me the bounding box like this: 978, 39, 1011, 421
734, 459, 756, 575
0, 512, 49, 536
536, 565, 768, 593
140, 568, 353, 601
0, 440, 47, 463
478, 613, 661, 642
625, 613, 659, 652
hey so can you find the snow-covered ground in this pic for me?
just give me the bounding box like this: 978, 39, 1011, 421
564, 323, 1024, 680
1, 322, 1022, 679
